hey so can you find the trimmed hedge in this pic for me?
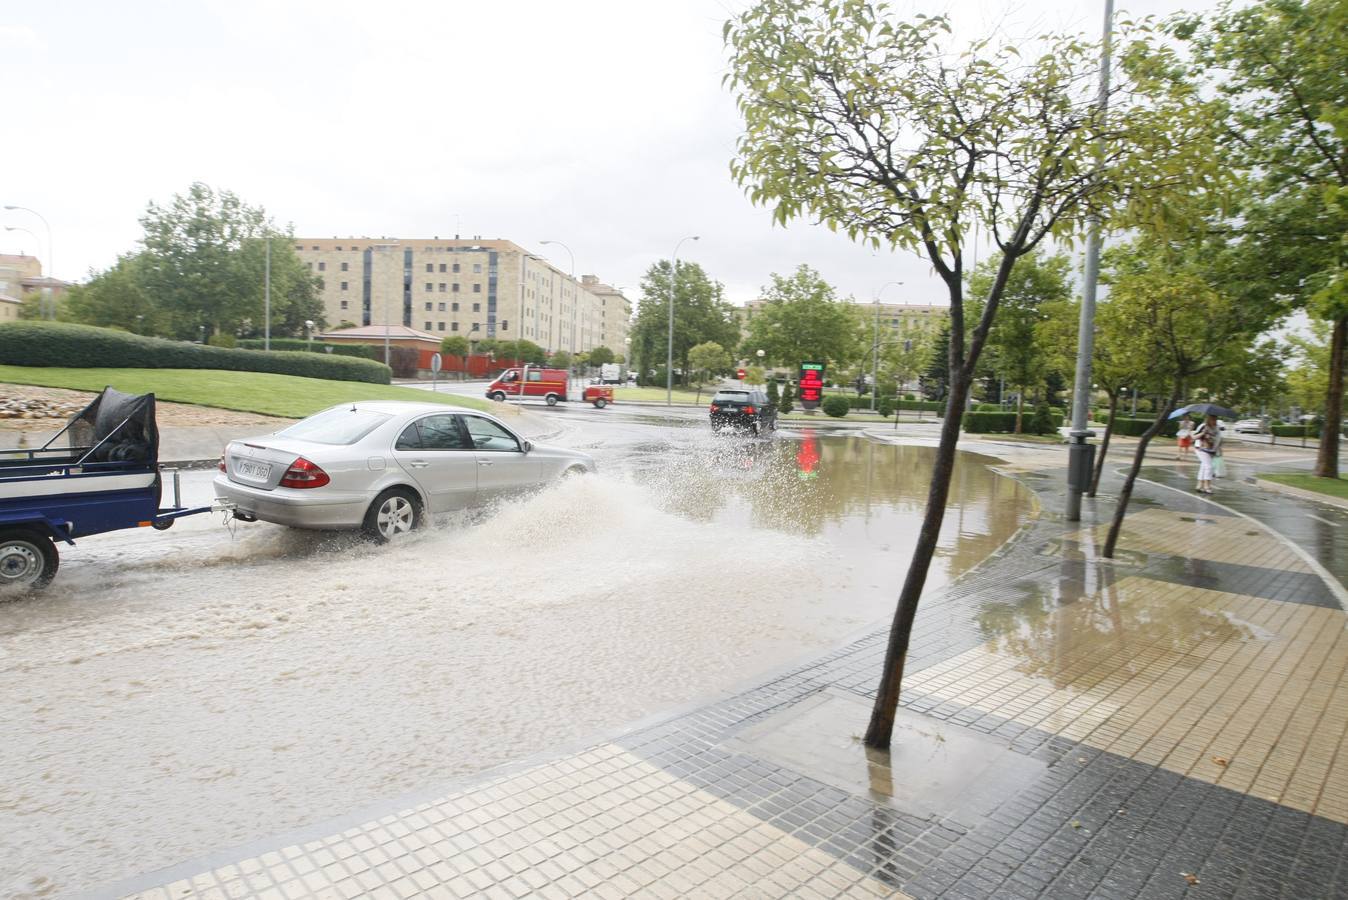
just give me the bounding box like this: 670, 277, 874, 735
1272, 424, 1320, 438
899, 399, 943, 412
1104, 414, 1178, 438
963, 408, 1066, 434
237, 338, 383, 361
0, 322, 391, 384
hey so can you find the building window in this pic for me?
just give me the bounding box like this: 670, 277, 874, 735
472, 302, 480, 312
318, 262, 326, 271
451, 322, 459, 331
310, 245, 319, 250
472, 322, 480, 331
501, 320, 508, 331
425, 263, 433, 272
452, 283, 460, 293
473, 263, 482, 273
472, 283, 481, 293
341, 262, 349, 272
294, 244, 303, 251
425, 321, 432, 330
452, 302, 459, 311
438, 283, 446, 292
452, 263, 460, 273
425, 282, 433, 291
306, 262, 313, 271
437, 322, 445, 331
340, 300, 349, 309
424, 302, 432, 311
340, 281, 348, 290
438, 302, 446, 311
439, 263, 447, 272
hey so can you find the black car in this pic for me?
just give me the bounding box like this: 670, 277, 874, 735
709, 388, 777, 435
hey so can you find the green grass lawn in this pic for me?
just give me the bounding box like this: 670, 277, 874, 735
966, 432, 1066, 444
1260, 472, 1348, 500
613, 386, 712, 403
0, 366, 492, 419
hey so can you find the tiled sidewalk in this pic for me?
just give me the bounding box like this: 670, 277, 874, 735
113, 450, 1348, 900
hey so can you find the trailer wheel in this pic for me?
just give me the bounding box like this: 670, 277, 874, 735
152, 518, 175, 531
593, 397, 607, 409
546, 394, 559, 406
0, 529, 59, 592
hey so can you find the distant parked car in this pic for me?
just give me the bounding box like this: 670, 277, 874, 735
1232, 418, 1268, 434
214, 402, 596, 541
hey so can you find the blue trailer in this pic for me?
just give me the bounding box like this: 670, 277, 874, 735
0, 387, 225, 592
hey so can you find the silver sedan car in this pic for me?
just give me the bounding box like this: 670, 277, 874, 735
213, 401, 596, 540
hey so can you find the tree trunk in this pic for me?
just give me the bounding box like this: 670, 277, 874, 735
1015, 390, 1024, 434
1314, 315, 1346, 479
1103, 389, 1179, 559
1088, 391, 1119, 497
864, 367, 970, 749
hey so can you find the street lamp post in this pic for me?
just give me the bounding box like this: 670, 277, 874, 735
872, 282, 904, 411
4, 205, 54, 321
1065, 0, 1115, 523
305, 319, 316, 349
539, 240, 576, 362
264, 234, 271, 351
667, 236, 700, 405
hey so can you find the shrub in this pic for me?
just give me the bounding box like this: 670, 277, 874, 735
1272, 424, 1319, 438
0, 322, 391, 384
961, 410, 1018, 433
236, 338, 383, 361
1104, 414, 1179, 438
822, 396, 851, 418
779, 381, 794, 414
1028, 403, 1061, 435
903, 393, 915, 401
207, 333, 236, 348
767, 379, 780, 407
389, 346, 420, 379
877, 396, 896, 418
898, 399, 944, 412
975, 403, 1002, 412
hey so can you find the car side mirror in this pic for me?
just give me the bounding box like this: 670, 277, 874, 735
522, 440, 533, 453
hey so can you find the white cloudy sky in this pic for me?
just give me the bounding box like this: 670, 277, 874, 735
3, 0, 1215, 309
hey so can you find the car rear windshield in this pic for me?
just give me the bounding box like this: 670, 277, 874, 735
277, 408, 392, 445
713, 392, 751, 403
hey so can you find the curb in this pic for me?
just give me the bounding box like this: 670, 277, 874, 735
1254, 475, 1348, 511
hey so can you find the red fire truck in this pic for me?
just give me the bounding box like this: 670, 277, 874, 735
485, 367, 613, 408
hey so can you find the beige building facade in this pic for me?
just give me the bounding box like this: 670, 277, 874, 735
0, 254, 69, 320
294, 238, 632, 356
738, 297, 949, 335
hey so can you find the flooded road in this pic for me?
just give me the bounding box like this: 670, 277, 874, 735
0, 420, 1033, 898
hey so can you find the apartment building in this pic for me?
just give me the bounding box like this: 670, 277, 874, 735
0, 254, 69, 320
738, 297, 949, 335
294, 238, 631, 355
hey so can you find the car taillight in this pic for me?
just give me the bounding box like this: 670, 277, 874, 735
711, 405, 720, 413
743, 405, 755, 415
279, 457, 330, 489
218, 456, 226, 472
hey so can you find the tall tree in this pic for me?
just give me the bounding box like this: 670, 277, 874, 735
741, 265, 863, 368
61, 254, 162, 334
968, 251, 1072, 432
630, 260, 738, 383
138, 182, 321, 340
726, 0, 1218, 749
1172, 0, 1348, 475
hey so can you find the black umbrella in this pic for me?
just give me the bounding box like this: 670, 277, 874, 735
1168, 403, 1239, 420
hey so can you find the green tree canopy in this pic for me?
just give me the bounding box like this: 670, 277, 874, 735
440, 335, 470, 357
587, 345, 616, 366
630, 260, 738, 382
741, 265, 861, 369
688, 341, 733, 388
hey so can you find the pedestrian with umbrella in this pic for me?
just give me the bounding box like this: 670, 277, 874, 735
1170, 403, 1238, 493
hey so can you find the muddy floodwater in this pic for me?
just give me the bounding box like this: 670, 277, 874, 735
0, 430, 1033, 898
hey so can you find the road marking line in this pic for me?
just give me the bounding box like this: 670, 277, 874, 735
1306, 513, 1339, 527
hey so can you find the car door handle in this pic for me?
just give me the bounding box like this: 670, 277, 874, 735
478, 460, 494, 467
408, 460, 429, 468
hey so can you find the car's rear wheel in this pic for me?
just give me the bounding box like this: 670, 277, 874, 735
0, 529, 59, 593
546, 394, 560, 406
362, 488, 422, 543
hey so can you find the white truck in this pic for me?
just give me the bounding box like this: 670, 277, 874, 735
600, 363, 624, 384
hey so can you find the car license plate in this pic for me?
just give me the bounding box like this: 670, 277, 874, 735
236, 460, 272, 481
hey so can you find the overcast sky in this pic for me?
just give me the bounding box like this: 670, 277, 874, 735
3, 0, 1216, 310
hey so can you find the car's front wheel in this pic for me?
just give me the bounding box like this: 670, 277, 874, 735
362, 488, 422, 543
490, 391, 507, 402
0, 529, 59, 593
546, 394, 560, 406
